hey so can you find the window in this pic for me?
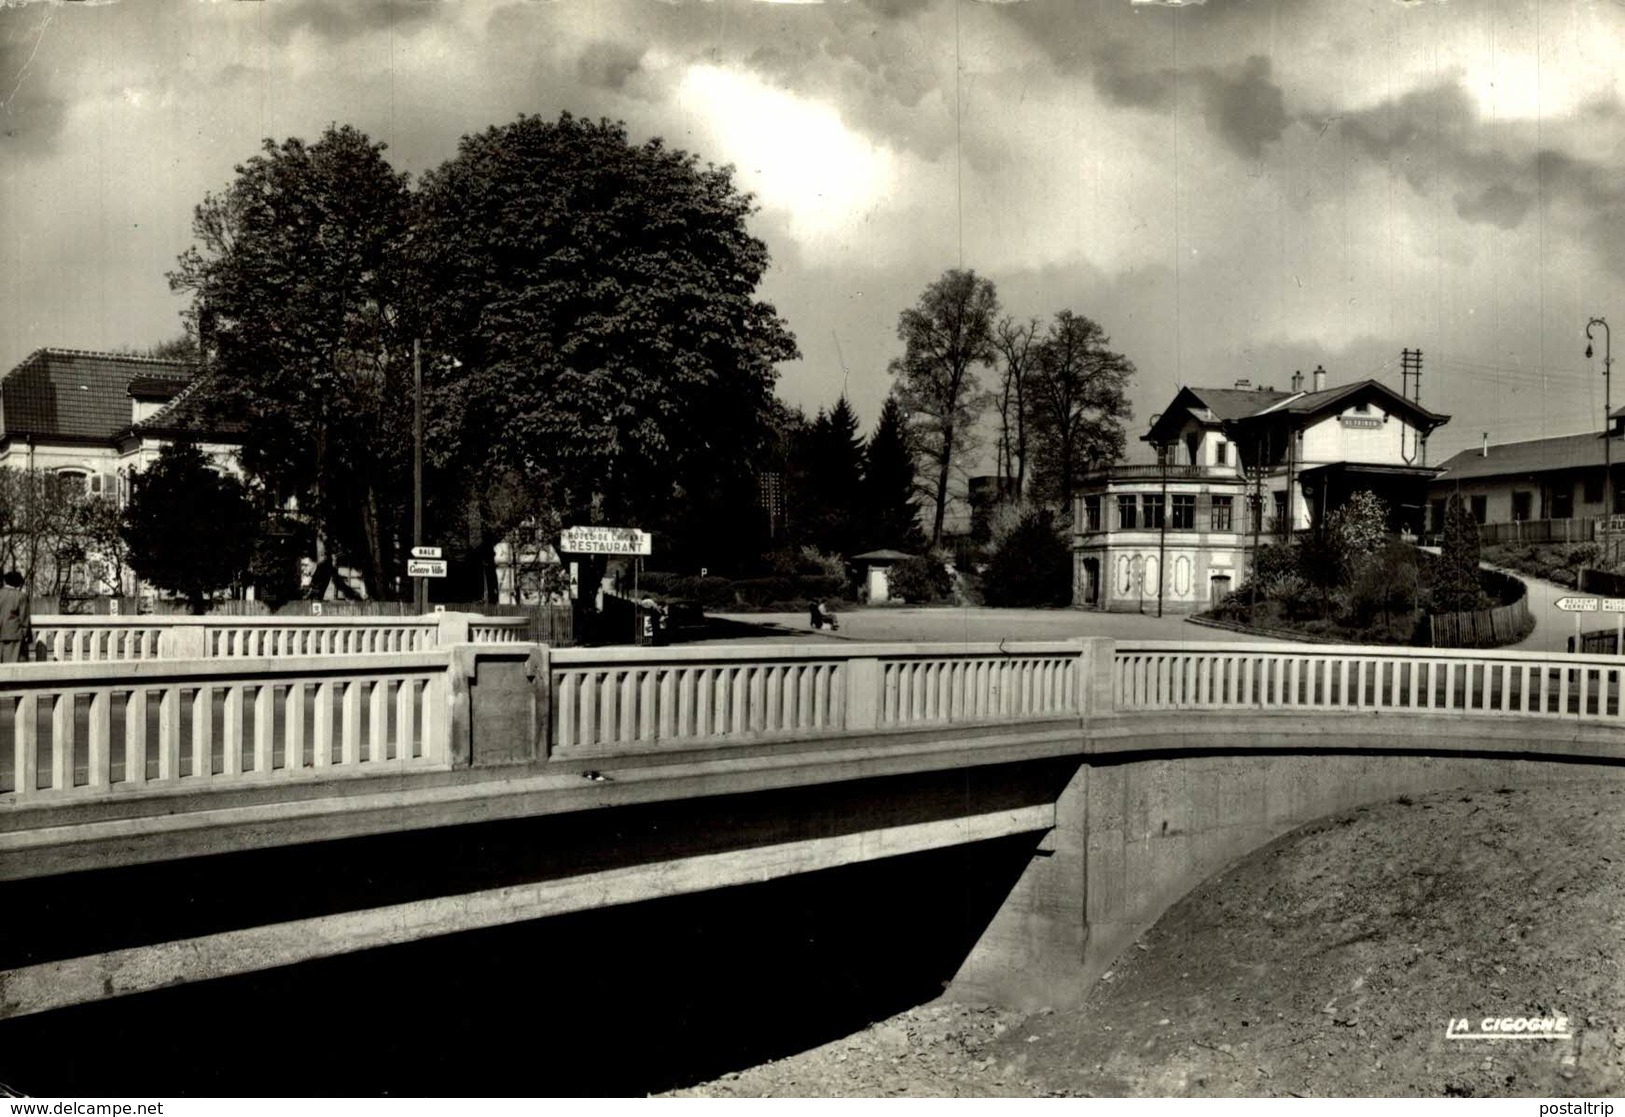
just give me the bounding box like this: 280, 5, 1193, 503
1551, 489, 1572, 520
48, 470, 87, 503
1143, 494, 1165, 530
1210, 495, 1234, 531
1586, 474, 1604, 504
1215, 440, 1228, 465
1272, 491, 1288, 532
1512, 491, 1532, 522
1353, 401, 1371, 413
1471, 495, 1488, 524
1117, 495, 1138, 530
1083, 495, 1101, 531
1171, 494, 1196, 529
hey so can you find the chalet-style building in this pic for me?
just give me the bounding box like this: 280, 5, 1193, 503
1073, 365, 1451, 612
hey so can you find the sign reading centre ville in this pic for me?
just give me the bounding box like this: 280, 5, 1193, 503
559, 526, 653, 556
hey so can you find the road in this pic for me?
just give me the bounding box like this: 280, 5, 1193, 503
691, 606, 1276, 647
1499, 565, 1620, 654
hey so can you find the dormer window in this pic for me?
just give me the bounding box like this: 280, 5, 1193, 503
1353, 402, 1371, 414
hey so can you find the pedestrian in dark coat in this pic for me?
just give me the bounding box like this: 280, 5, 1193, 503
0, 571, 30, 663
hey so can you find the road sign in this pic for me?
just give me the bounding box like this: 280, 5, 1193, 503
411, 546, 443, 560
408, 559, 447, 578
559, 525, 653, 556
1555, 596, 1600, 612
1605, 599, 1625, 613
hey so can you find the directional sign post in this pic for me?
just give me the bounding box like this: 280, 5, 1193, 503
1605, 598, 1625, 655
1556, 596, 1600, 651
408, 559, 447, 578
411, 546, 443, 560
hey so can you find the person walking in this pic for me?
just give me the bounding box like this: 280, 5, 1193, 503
0, 571, 30, 663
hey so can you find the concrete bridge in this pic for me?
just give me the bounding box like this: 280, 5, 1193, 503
3, 624, 1624, 1028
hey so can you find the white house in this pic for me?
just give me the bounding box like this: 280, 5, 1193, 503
1073, 365, 1451, 613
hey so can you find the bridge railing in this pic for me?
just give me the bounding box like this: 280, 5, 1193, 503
1115, 640, 1625, 720
30, 612, 527, 662
548, 641, 1087, 754
0, 652, 454, 804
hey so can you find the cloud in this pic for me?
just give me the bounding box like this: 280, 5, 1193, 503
0, 8, 66, 155
1091, 52, 1291, 161
264, 0, 445, 46
576, 40, 646, 93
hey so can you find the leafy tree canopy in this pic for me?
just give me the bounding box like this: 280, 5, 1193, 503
412, 112, 798, 545
169, 124, 413, 597
1027, 310, 1134, 512
121, 443, 259, 613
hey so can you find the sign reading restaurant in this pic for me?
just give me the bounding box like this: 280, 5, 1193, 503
559, 525, 653, 556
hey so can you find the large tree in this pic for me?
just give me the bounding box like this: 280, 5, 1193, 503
790, 396, 866, 557
860, 394, 925, 553
1028, 310, 1134, 514
169, 124, 414, 598
889, 269, 999, 544
411, 112, 798, 577
121, 443, 259, 613
992, 316, 1039, 501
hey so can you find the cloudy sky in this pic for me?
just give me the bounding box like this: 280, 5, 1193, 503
3, 0, 1624, 465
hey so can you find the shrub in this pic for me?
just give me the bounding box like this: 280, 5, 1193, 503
888, 553, 952, 604
1434, 492, 1485, 612
982, 509, 1072, 607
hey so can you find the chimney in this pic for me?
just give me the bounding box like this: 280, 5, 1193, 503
1234, 378, 1251, 390
1482, 432, 1489, 458
1312, 365, 1327, 392
1290, 369, 1304, 393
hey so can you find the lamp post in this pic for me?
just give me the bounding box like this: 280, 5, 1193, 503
1588, 318, 1612, 565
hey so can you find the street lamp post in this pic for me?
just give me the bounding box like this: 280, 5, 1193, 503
1588, 318, 1612, 566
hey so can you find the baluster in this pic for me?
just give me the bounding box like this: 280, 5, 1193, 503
596, 670, 617, 745
12, 695, 36, 797
222, 684, 244, 777
395, 678, 418, 760
674, 669, 694, 739
621, 669, 640, 743
557, 673, 578, 749
191, 685, 213, 779
284, 683, 307, 770
124, 688, 148, 786
1557, 664, 1570, 716
651, 669, 672, 740
341, 679, 362, 765
254, 684, 275, 771
85, 689, 111, 788
47, 691, 72, 789
640, 668, 658, 741
369, 679, 389, 761
812, 664, 830, 729
312, 681, 334, 767
157, 687, 180, 780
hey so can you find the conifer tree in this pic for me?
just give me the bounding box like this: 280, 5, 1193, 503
861, 395, 925, 553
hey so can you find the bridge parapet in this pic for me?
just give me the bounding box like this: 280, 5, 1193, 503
30, 611, 527, 662
549, 641, 1093, 754
1117, 639, 1625, 719
0, 651, 456, 805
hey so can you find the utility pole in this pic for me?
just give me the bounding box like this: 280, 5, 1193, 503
414, 339, 426, 615
1157, 442, 1168, 618
1588, 319, 1612, 566
1400, 348, 1423, 466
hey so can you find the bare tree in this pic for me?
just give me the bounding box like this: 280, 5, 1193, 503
992, 315, 1039, 501
889, 269, 999, 545
1029, 311, 1135, 517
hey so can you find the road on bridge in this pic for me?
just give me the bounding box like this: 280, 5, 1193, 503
695, 607, 1278, 647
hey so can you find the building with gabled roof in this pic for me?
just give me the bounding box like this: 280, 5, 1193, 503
0, 348, 245, 597
1072, 364, 1451, 612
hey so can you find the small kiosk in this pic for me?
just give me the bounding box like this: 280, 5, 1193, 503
852, 549, 914, 604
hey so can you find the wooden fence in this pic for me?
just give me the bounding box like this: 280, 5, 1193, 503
1427, 570, 1531, 649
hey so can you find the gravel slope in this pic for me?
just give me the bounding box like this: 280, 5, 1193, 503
670, 781, 1625, 1098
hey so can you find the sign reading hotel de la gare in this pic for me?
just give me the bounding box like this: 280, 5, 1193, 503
559, 526, 653, 556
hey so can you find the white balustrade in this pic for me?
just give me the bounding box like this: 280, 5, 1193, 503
0, 653, 452, 803
28, 613, 528, 662
550, 642, 1089, 753
1115, 640, 1625, 720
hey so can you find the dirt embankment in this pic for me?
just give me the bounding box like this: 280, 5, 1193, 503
670, 782, 1625, 1098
